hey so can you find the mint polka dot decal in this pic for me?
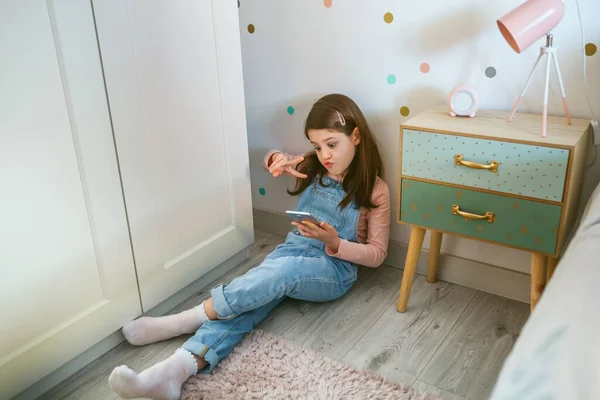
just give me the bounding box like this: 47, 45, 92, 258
287, 106, 295, 115
259, 188, 266, 196
485, 66, 497, 78
387, 74, 396, 84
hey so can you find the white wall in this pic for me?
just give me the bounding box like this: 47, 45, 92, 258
239, 0, 600, 274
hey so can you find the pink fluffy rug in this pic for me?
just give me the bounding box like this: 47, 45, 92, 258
181, 330, 440, 399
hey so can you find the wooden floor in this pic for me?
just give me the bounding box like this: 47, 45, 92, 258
42, 230, 530, 400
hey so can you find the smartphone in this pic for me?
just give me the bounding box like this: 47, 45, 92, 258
285, 210, 321, 225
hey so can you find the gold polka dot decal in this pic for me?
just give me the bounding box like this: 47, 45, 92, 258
456, 191, 463, 199
403, 181, 410, 188
411, 203, 417, 211
437, 204, 443, 212
586, 43, 597, 56
400, 106, 410, 117
552, 227, 558, 236
477, 225, 483, 231
450, 221, 457, 228
384, 12, 393, 24
247, 24, 255, 34
520, 226, 528, 234
506, 233, 512, 241
513, 202, 520, 210
535, 237, 542, 244
424, 213, 429, 220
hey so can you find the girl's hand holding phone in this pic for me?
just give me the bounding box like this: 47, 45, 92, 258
268, 153, 308, 179
291, 220, 340, 252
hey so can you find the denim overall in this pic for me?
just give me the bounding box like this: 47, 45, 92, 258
182, 175, 361, 373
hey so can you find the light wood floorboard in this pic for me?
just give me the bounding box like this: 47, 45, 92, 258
342, 275, 476, 385
280, 265, 403, 360
418, 291, 530, 400
413, 380, 469, 400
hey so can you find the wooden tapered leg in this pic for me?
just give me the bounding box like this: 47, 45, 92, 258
427, 231, 443, 283
397, 226, 427, 312
546, 257, 559, 284
531, 253, 547, 311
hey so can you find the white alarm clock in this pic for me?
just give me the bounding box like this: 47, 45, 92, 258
448, 83, 479, 118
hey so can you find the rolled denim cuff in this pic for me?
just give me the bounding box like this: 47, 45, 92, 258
210, 284, 238, 320
180, 342, 220, 374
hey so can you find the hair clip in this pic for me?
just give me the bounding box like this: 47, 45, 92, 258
336, 111, 346, 126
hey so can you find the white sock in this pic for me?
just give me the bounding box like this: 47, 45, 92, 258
123, 301, 210, 346
109, 349, 198, 400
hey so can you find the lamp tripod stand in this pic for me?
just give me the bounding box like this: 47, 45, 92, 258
508, 34, 571, 137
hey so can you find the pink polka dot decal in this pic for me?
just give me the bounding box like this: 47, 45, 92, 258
420, 63, 430, 74
324, 0, 332, 8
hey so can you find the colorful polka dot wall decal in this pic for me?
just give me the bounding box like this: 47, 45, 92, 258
259, 188, 266, 196
384, 12, 393, 24
400, 106, 410, 116
247, 24, 255, 34
485, 66, 497, 78
420, 63, 430, 74
324, 0, 332, 8
387, 74, 396, 84
586, 43, 597, 56
287, 106, 295, 115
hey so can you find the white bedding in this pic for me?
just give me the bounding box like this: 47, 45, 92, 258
490, 180, 600, 400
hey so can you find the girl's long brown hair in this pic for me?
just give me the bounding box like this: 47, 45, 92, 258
288, 94, 384, 210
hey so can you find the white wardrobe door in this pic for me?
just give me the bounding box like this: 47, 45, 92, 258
0, 1, 141, 397
93, 0, 254, 311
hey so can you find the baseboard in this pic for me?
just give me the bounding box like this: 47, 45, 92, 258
384, 238, 530, 304
253, 207, 530, 304
14, 248, 250, 400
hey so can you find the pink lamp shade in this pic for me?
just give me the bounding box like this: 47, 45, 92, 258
497, 0, 564, 54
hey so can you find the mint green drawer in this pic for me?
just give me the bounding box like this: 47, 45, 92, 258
401, 129, 569, 202
400, 179, 562, 254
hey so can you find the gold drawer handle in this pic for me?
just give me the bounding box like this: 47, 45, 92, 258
452, 204, 495, 223
455, 154, 499, 173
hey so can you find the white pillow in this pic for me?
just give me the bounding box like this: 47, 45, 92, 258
489, 180, 600, 400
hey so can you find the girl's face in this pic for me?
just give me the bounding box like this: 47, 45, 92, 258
308, 128, 360, 177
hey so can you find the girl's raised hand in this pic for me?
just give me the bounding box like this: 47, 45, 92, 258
268, 153, 308, 179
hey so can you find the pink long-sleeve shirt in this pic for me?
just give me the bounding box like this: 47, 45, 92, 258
263, 150, 390, 268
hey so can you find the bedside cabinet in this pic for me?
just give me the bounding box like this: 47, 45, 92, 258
397, 106, 591, 312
